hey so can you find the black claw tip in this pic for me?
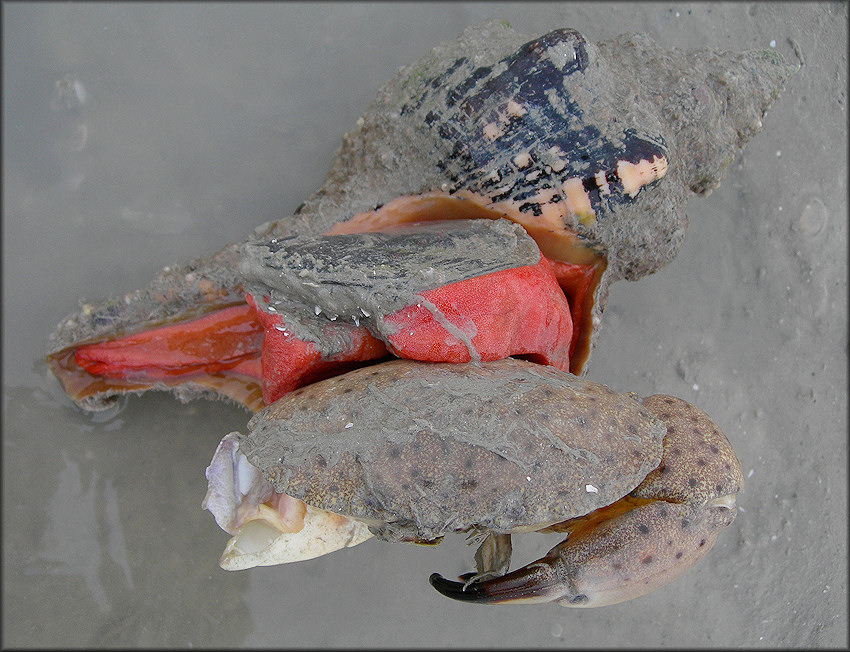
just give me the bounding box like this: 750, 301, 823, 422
430, 560, 563, 605
428, 573, 494, 603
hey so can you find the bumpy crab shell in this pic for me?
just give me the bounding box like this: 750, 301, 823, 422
239, 358, 667, 543
45, 20, 794, 412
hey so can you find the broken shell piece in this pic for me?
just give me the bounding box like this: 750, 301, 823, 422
203, 432, 373, 570
218, 503, 373, 571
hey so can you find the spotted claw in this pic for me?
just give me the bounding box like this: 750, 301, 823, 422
430, 394, 743, 607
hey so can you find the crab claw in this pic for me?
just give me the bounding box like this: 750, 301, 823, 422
430, 394, 744, 607
430, 560, 566, 604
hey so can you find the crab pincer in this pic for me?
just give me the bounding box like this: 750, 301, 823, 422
429, 395, 743, 607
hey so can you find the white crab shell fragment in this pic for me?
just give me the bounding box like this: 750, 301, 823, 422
203, 432, 372, 570
217, 505, 373, 571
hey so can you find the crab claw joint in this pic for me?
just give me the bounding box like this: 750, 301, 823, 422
429, 497, 735, 607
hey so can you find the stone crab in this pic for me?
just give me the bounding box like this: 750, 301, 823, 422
206, 358, 743, 607
44, 22, 793, 605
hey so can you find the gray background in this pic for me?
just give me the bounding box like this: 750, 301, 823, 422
3, 2, 846, 647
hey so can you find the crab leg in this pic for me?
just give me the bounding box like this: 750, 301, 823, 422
464, 532, 513, 586
429, 395, 743, 607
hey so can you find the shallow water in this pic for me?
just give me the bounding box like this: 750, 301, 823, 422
3, 3, 846, 647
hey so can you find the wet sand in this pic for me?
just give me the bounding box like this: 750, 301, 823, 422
3, 3, 846, 647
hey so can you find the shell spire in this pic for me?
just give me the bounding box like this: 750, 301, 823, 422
595, 33, 799, 196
